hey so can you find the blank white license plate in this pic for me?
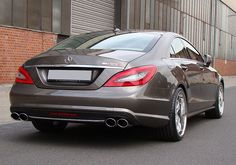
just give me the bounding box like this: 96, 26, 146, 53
48, 70, 92, 81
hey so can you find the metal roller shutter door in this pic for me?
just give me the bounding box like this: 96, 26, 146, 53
71, 0, 114, 35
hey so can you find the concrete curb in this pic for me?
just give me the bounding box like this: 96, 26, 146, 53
0, 84, 12, 94
222, 76, 236, 88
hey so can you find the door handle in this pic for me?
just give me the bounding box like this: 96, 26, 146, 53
200, 66, 205, 71
180, 64, 188, 71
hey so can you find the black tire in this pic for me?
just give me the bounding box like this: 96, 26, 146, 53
32, 119, 68, 133
205, 83, 224, 119
157, 88, 187, 141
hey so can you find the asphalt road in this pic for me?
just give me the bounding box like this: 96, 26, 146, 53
0, 87, 236, 165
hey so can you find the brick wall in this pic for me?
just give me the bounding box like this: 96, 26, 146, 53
215, 58, 236, 76
0, 26, 57, 83
0, 25, 236, 84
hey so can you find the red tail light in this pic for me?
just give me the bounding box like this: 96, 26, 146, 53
104, 65, 157, 87
15, 66, 33, 84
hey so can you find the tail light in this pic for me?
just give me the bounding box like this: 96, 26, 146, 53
104, 65, 157, 87
15, 66, 33, 84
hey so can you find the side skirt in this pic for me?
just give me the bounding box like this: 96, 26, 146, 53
187, 106, 215, 118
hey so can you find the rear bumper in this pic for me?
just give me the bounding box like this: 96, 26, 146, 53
10, 84, 171, 127
10, 105, 169, 127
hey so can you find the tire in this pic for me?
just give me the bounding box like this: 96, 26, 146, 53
32, 119, 68, 133
205, 83, 224, 119
158, 88, 187, 141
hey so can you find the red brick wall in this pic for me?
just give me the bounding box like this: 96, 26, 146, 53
0, 26, 236, 84
215, 58, 236, 76
0, 26, 57, 83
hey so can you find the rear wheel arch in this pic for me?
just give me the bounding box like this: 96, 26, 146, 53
205, 83, 224, 119
220, 79, 224, 89
169, 83, 189, 113
178, 84, 187, 96
176, 83, 188, 104
157, 87, 188, 141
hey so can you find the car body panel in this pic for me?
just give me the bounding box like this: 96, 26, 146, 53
10, 79, 171, 127
9, 31, 223, 128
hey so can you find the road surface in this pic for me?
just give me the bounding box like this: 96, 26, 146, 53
0, 87, 236, 165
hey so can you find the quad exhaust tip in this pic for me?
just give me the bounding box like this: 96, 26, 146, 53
11, 112, 29, 121
105, 118, 129, 128
19, 113, 29, 121
11, 112, 20, 120
117, 118, 129, 128
105, 118, 117, 128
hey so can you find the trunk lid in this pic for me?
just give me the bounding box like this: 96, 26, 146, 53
24, 49, 145, 90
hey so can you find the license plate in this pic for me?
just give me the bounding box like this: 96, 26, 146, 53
48, 70, 92, 81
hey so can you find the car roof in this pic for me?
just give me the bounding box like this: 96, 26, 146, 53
74, 30, 181, 38
120, 29, 182, 36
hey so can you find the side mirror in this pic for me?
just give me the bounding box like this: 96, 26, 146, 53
203, 54, 212, 67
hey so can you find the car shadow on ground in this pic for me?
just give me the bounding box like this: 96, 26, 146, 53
7, 113, 215, 148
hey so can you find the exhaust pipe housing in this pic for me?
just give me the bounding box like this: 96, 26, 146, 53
11, 112, 20, 120
117, 118, 129, 128
19, 113, 28, 121
105, 118, 116, 128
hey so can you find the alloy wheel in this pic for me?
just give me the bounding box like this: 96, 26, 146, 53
175, 92, 187, 137
218, 86, 224, 116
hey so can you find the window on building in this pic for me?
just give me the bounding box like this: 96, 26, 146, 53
12, 0, 27, 27
52, 0, 61, 33
0, 0, 12, 25
0, 0, 69, 35
27, 0, 41, 30
203, 22, 206, 41
41, 0, 52, 32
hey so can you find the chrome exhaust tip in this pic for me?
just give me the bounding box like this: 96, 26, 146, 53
105, 118, 117, 128
11, 112, 20, 120
117, 118, 129, 128
19, 113, 28, 121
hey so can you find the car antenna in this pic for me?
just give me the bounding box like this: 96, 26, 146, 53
113, 25, 120, 35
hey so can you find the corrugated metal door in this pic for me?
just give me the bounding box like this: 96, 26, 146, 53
71, 0, 114, 35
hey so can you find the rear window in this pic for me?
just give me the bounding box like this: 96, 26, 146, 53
52, 31, 159, 52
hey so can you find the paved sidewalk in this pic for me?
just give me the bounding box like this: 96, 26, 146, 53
0, 84, 13, 125
223, 76, 236, 88
1, 76, 236, 125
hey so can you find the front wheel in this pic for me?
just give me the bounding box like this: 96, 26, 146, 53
32, 120, 68, 133
158, 88, 187, 141
205, 83, 224, 119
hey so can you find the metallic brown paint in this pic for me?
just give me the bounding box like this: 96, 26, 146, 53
10, 31, 223, 128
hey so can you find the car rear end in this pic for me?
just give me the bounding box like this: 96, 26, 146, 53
10, 31, 170, 128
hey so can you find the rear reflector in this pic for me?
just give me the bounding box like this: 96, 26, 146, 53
104, 65, 157, 87
48, 112, 80, 118
15, 66, 33, 84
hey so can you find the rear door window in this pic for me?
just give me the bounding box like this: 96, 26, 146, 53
169, 46, 175, 57
181, 39, 204, 63
171, 38, 190, 59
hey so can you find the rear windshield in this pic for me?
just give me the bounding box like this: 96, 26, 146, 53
52, 31, 159, 52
